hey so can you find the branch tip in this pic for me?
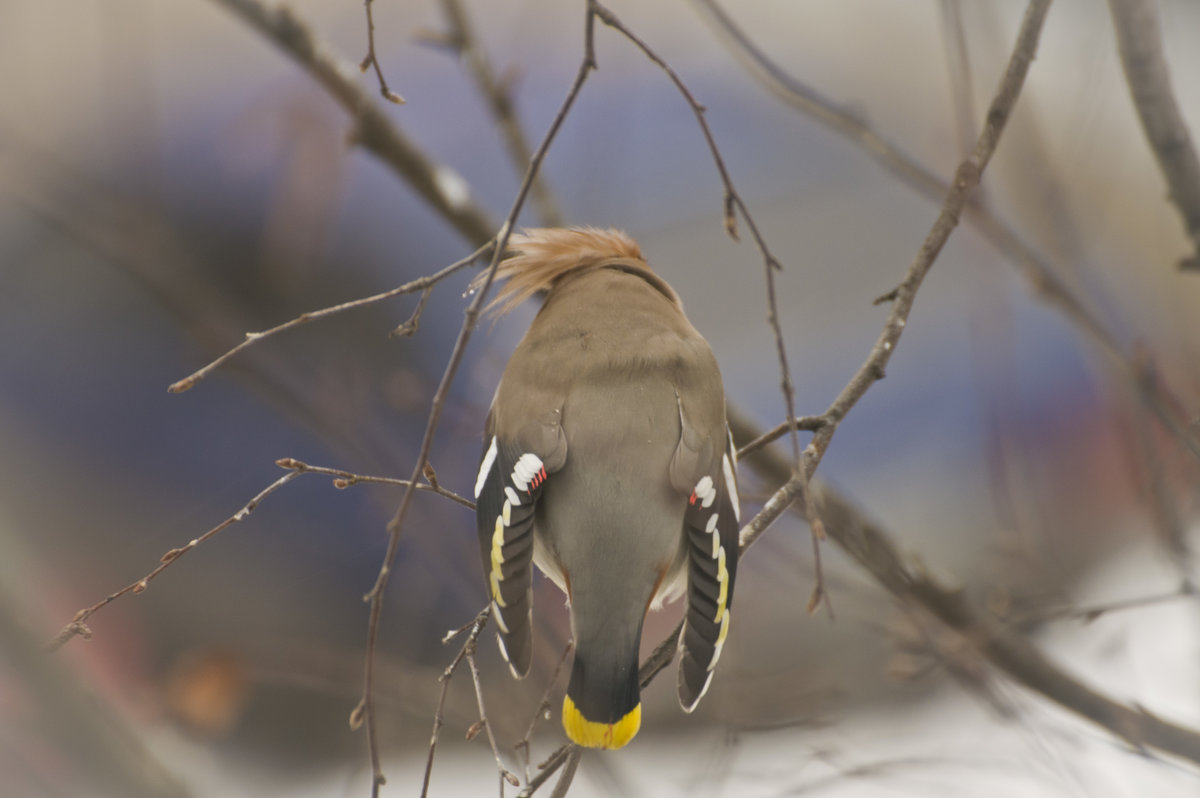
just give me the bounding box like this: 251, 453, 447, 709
873, 287, 899, 305
806, 585, 823, 615
349, 700, 367, 730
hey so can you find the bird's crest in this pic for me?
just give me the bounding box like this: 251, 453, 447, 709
472, 227, 647, 317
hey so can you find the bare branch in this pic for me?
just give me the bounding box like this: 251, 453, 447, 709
1108, 0, 1200, 270
208, 0, 494, 244
938, 0, 981, 157
736, 415, 826, 459
694, 0, 1200, 464
1012, 585, 1195, 626
436, 0, 564, 226
49, 468, 304, 651
48, 456, 473, 653
465, 627, 521, 788
276, 457, 475, 510
797, 471, 831, 617
515, 744, 576, 798
420, 607, 490, 798
517, 640, 574, 784
391, 286, 433, 337
547, 748, 583, 798
358, 0, 405, 104
168, 240, 492, 393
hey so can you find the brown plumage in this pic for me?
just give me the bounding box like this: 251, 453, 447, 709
471, 227, 663, 317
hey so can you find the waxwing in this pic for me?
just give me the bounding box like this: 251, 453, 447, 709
472, 228, 739, 749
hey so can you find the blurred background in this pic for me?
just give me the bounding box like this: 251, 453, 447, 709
1, 0, 1199, 795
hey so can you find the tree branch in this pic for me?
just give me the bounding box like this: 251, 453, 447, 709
49, 467, 304, 651
48, 457, 470, 653
167, 240, 492, 393
418, 608, 490, 798
358, 0, 405, 104
1108, 0, 1200, 270
736, 415, 827, 460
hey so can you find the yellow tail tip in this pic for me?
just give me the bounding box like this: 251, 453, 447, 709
562, 695, 641, 749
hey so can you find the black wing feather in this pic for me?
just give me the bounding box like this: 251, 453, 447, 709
677, 441, 740, 711
474, 434, 547, 678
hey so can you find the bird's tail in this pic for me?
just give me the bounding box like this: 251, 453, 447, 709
561, 625, 644, 749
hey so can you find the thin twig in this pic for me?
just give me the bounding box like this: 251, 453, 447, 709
357, 8, 602, 792
437, 0, 564, 226
517, 639, 574, 784
466, 630, 521, 788
736, 415, 827, 459
796, 472, 831, 617
168, 239, 492, 393
209, 0, 494, 244
358, 0, 405, 104
547, 747, 583, 798
419, 607, 490, 798
1108, 0, 1200, 270
1012, 585, 1196, 626
516, 744, 577, 798
48, 456, 476, 654
693, 0, 1200, 466
1128, 364, 1195, 582
276, 457, 475, 510
939, 0, 980, 158
391, 286, 433, 337
639, 619, 684, 692
48, 468, 304, 651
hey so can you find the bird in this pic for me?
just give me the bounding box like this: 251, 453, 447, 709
472, 227, 739, 749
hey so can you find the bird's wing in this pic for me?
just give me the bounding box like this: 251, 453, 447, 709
473, 397, 567, 679
672, 402, 740, 711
